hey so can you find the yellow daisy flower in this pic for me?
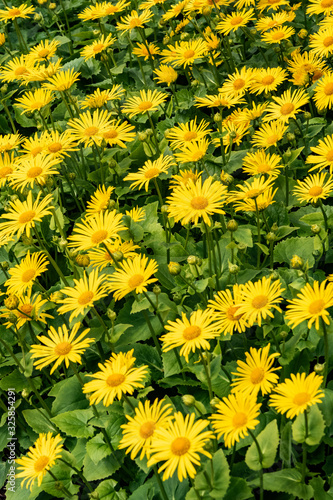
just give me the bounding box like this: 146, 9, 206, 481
216, 9, 255, 35
167, 118, 212, 150
5, 251, 48, 296
124, 154, 175, 191
0, 134, 24, 153
307, 0, 333, 16
219, 67, 254, 98
133, 42, 161, 60
80, 34, 116, 61
42, 130, 78, 158
22, 59, 63, 84
67, 109, 112, 147
80, 86, 125, 109
242, 150, 283, 177
88, 240, 139, 270
125, 206, 145, 222
0, 55, 35, 83
1, 291, 53, 330
169, 169, 201, 187
263, 88, 309, 123
0, 3, 35, 22
147, 412, 214, 481
249, 67, 287, 95
102, 120, 136, 148
160, 39, 208, 67
227, 176, 275, 204
86, 185, 115, 215
309, 26, 333, 58
154, 64, 178, 86
287, 50, 327, 79
174, 138, 210, 163
116, 9, 153, 32
208, 284, 249, 335
14, 88, 54, 115
269, 372, 324, 419
0, 152, 17, 187
255, 11, 291, 32
121, 89, 167, 118
9, 153, 60, 192
27, 39, 60, 63
261, 26, 295, 44
83, 349, 148, 406
194, 93, 245, 108
313, 72, 333, 110
42, 69, 80, 91
257, 0, 289, 11
293, 173, 333, 204
251, 120, 288, 148
307, 133, 333, 173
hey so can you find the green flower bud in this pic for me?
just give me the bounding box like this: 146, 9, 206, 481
4, 295, 19, 310
279, 330, 288, 339
161, 205, 169, 214
214, 112, 222, 123
311, 224, 321, 234
271, 222, 278, 233
266, 232, 277, 242
138, 131, 148, 141
210, 397, 221, 411
303, 111, 311, 120
182, 394, 196, 407
290, 255, 303, 269
227, 219, 238, 232
153, 285, 161, 295
112, 251, 123, 262
1, 261, 9, 270
314, 363, 325, 374
228, 263, 239, 274
187, 255, 197, 265
106, 309, 117, 321
75, 254, 90, 267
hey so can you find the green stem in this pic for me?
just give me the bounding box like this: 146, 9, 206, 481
146, 110, 161, 155
189, 476, 201, 499
1, 99, 16, 133
153, 465, 169, 500
47, 470, 73, 498
58, 458, 93, 492
322, 320, 330, 387
248, 429, 264, 500
199, 351, 213, 402
302, 411, 309, 482
285, 165, 289, 207
255, 199, 261, 268
319, 200, 328, 233
33, 227, 70, 287
122, 393, 135, 411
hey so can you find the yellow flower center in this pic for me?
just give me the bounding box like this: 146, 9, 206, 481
308, 298, 325, 314
129, 18, 142, 28
91, 229, 108, 244
84, 126, 99, 137
38, 48, 50, 58
271, 31, 285, 41
250, 367, 265, 384
77, 291, 94, 305
230, 15, 243, 25
268, 0, 280, 3
9, 8, 21, 16
18, 304, 33, 316
19, 210, 36, 224
280, 103, 294, 115
106, 373, 126, 386
14, 66, 28, 76
232, 412, 248, 428
34, 455, 49, 472
191, 196, 208, 210
105, 6, 117, 13
138, 101, 153, 111
266, 134, 278, 145
323, 36, 333, 47
104, 129, 118, 139
308, 185, 323, 196
183, 325, 201, 340
261, 75, 275, 85
171, 437, 191, 456
233, 78, 245, 90
21, 269, 36, 282
54, 341, 72, 355
27, 166, 43, 178
31, 101, 46, 110
0, 166, 12, 177
183, 131, 198, 141
183, 49, 195, 59
48, 142, 62, 153
191, 151, 204, 161
226, 305, 243, 321
144, 167, 160, 179
128, 273, 144, 288
327, 150, 333, 161
321, 0, 333, 8
93, 43, 105, 53
257, 163, 271, 173
245, 188, 261, 198
293, 392, 310, 406
30, 146, 44, 157
324, 82, 333, 95
252, 294, 268, 309
139, 420, 156, 439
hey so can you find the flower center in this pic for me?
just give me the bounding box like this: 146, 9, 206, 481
227, 305, 243, 321
233, 78, 245, 90
245, 188, 261, 198
293, 392, 310, 406
271, 31, 285, 41
321, 0, 333, 7
266, 134, 278, 145
280, 103, 294, 115
252, 294, 268, 309
232, 412, 248, 428
105, 6, 117, 13
19, 210, 36, 224
77, 291, 94, 305
327, 150, 333, 161
324, 82, 333, 95
0, 166, 12, 177
183, 49, 195, 59
323, 36, 333, 47
34, 455, 50, 472
14, 66, 28, 76
129, 18, 142, 28
250, 367, 265, 384
144, 167, 160, 179
171, 437, 191, 456
93, 43, 105, 53
308, 185, 323, 196
19, 304, 33, 316
104, 129, 118, 139
191, 196, 208, 210
30, 146, 43, 157
38, 48, 50, 58
261, 75, 275, 85
230, 15, 243, 25
138, 101, 153, 111
84, 126, 99, 137
257, 163, 271, 173
183, 131, 198, 141
128, 273, 144, 288
21, 269, 36, 283
183, 325, 201, 340
192, 151, 205, 161
27, 166, 43, 178
31, 101, 45, 110
48, 142, 62, 153
106, 373, 126, 386
139, 420, 156, 439
9, 8, 21, 16
308, 298, 325, 314
91, 229, 108, 244
54, 341, 72, 355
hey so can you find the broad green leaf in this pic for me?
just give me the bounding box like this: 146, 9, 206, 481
309, 477, 333, 500
86, 432, 112, 465
22, 409, 57, 434
51, 375, 89, 414
83, 453, 120, 481
224, 477, 253, 500
279, 421, 292, 468
251, 469, 314, 499
195, 449, 230, 498
245, 419, 279, 470
292, 405, 325, 445
51, 409, 94, 438
274, 237, 315, 267
318, 389, 333, 427
94, 479, 127, 500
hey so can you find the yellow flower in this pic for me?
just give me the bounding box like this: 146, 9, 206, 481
80, 86, 125, 109
194, 93, 245, 108
236, 276, 284, 327
269, 372, 324, 419
125, 206, 145, 222
0, 291, 53, 330
307, 133, 333, 173
5, 251, 48, 296
0, 191, 53, 239
0, 152, 17, 187
231, 343, 281, 396
16, 433, 63, 490
154, 65, 178, 86
285, 280, 333, 330
80, 34, 116, 61
67, 109, 112, 147
118, 399, 173, 460
167, 176, 227, 226
219, 122, 250, 151
68, 210, 125, 251
309, 26, 333, 58
227, 176, 275, 204
27, 39, 60, 63
208, 284, 249, 335
0, 134, 24, 153
14, 88, 54, 114
147, 412, 214, 481
0, 33, 5, 45
161, 39, 208, 67
116, 9, 153, 32
242, 150, 283, 178
170, 168, 201, 187
0, 55, 35, 83
124, 154, 175, 191
313, 72, 333, 110
57, 270, 109, 322
22, 59, 63, 84
261, 26, 295, 44
287, 50, 327, 80
78, 0, 130, 20
263, 88, 309, 123
219, 67, 254, 98
9, 153, 60, 192
210, 392, 261, 448
86, 185, 115, 215
255, 11, 291, 31
257, 0, 289, 11
160, 308, 220, 360
41, 130, 79, 158
102, 120, 136, 147
251, 120, 288, 148
174, 138, 210, 163
121, 89, 167, 118
293, 173, 333, 204
88, 240, 139, 270
249, 67, 287, 95
107, 254, 158, 300
133, 42, 161, 60
307, 0, 333, 16
30, 323, 94, 374
83, 349, 148, 406
0, 3, 35, 22
167, 118, 212, 150
216, 9, 255, 35
42, 69, 80, 91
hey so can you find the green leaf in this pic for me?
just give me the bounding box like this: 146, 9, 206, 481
234, 227, 253, 247
279, 421, 292, 468
224, 477, 253, 500
94, 479, 128, 500
195, 449, 230, 498
22, 409, 57, 434
292, 405, 325, 445
0, 369, 35, 392
86, 432, 112, 465
51, 409, 94, 438
51, 375, 89, 414
318, 389, 333, 427
251, 469, 314, 499
245, 419, 279, 470
83, 453, 120, 481
256, 243, 269, 255
309, 477, 333, 500
274, 236, 315, 267
300, 213, 325, 227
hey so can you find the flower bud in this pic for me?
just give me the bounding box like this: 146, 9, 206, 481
106, 309, 117, 321
290, 254, 303, 269
1, 84, 8, 94
279, 330, 288, 339
228, 263, 239, 274
161, 205, 169, 214
68, 249, 78, 260
313, 249, 321, 259
237, 242, 247, 252
227, 219, 238, 232
214, 112, 222, 123
58, 238, 68, 250
111, 251, 123, 262
8, 312, 17, 324
1, 261, 9, 270
108, 159, 117, 169
68, 172, 76, 181
153, 285, 161, 295
314, 363, 325, 374
49, 2, 56, 8
138, 131, 148, 142
172, 291, 182, 303
182, 394, 196, 407
146, 129, 153, 137
187, 255, 197, 265
21, 235, 34, 246
89, 492, 100, 500
196, 258, 202, 266
34, 12, 43, 21
266, 232, 277, 242
271, 222, 278, 233
108, 199, 116, 209
49, 291, 64, 302
229, 131, 237, 139
303, 111, 311, 120
298, 29, 307, 39
270, 270, 279, 280
191, 79, 199, 87
286, 132, 295, 142
21, 388, 30, 398
220, 170, 233, 185
311, 224, 321, 234
210, 397, 221, 411
4, 295, 19, 310
75, 255, 90, 267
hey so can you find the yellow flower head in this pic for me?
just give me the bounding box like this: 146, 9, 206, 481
5, 251, 48, 296
88, 240, 139, 270
167, 118, 212, 150
263, 88, 309, 123
80, 85, 125, 109
242, 150, 283, 178
43, 69, 80, 91
216, 8, 255, 35
86, 185, 115, 216
80, 34, 116, 61
208, 284, 249, 335
307, 133, 333, 173
67, 109, 112, 147
10, 153, 60, 192
0, 3, 35, 22
293, 172, 333, 204
124, 154, 175, 191
116, 9, 153, 32
102, 119, 136, 148
154, 65, 178, 86
27, 39, 60, 63
251, 120, 288, 148
161, 39, 208, 67
122, 89, 167, 118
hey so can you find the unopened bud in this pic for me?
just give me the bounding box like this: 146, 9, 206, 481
191, 79, 199, 87
303, 111, 311, 120
168, 262, 181, 275
108, 159, 117, 169
68, 249, 78, 260
196, 257, 202, 266
214, 112, 222, 123
68, 172, 76, 180
1, 84, 8, 94
298, 29, 307, 39
34, 12, 43, 21
266, 232, 277, 242
187, 255, 197, 265
58, 238, 68, 250
271, 222, 278, 233
280, 330, 288, 339
89, 492, 100, 500
153, 285, 161, 295
313, 249, 321, 259
229, 131, 237, 139
75, 254, 90, 267
21, 235, 34, 246
111, 251, 123, 262
314, 363, 325, 374
290, 254, 303, 269
146, 129, 153, 137
210, 397, 221, 411
227, 219, 238, 232
287, 133, 295, 142
182, 394, 196, 407
228, 263, 239, 274
1, 261, 9, 270
220, 171, 233, 185
21, 388, 30, 398
311, 224, 321, 234
106, 309, 117, 321
138, 131, 148, 142
49, 291, 64, 302
7, 312, 17, 324
172, 291, 182, 303
4, 295, 19, 310
161, 205, 169, 214
108, 199, 116, 209
49, 2, 56, 8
